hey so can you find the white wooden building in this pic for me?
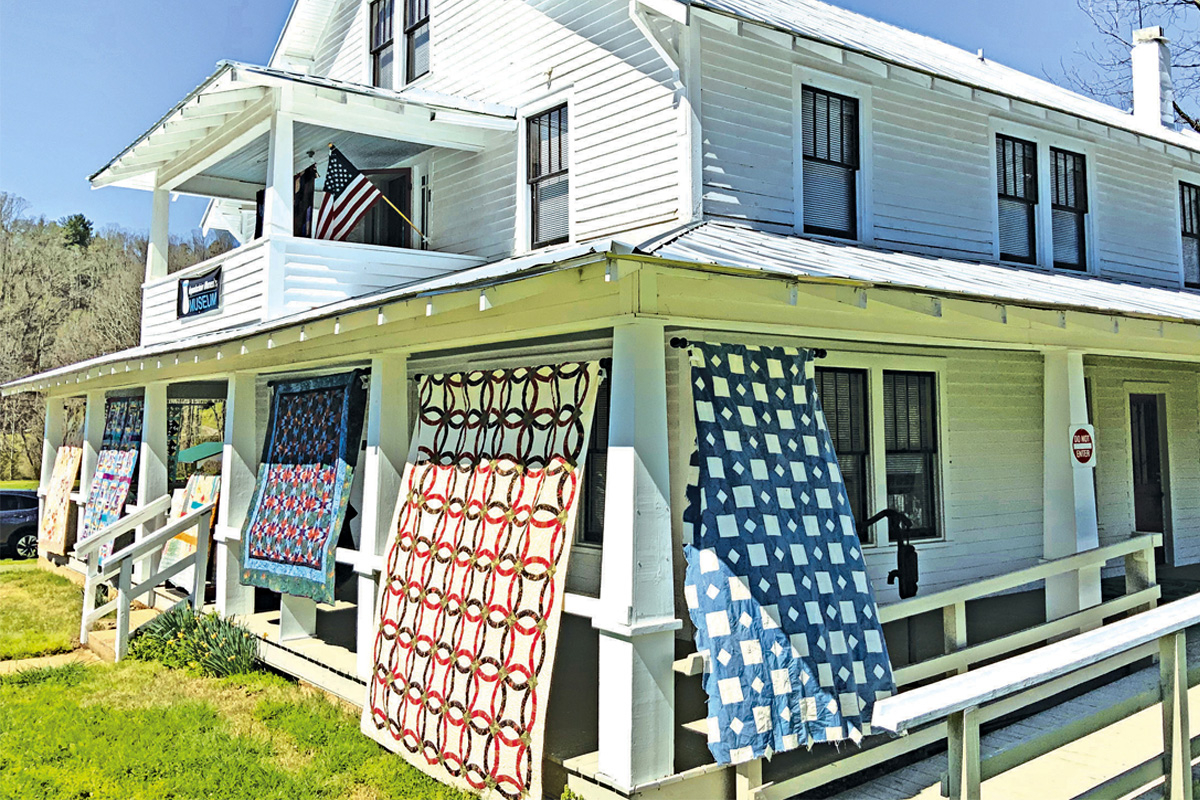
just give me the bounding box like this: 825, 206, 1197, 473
7, 1, 1200, 797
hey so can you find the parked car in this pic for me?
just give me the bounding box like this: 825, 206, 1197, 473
1, 490, 39, 559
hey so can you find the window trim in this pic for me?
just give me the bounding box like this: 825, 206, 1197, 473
792, 68, 874, 244
1176, 175, 1200, 290
404, 0, 430, 84
368, 0, 396, 90
989, 120, 1097, 274
515, 90, 575, 253
815, 351, 949, 548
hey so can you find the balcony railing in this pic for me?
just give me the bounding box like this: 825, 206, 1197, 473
140, 236, 486, 346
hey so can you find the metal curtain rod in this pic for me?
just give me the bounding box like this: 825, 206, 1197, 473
668, 337, 828, 359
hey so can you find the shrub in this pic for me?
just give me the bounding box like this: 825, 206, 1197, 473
129, 605, 259, 677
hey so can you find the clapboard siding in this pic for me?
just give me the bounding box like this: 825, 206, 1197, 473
697, 20, 1191, 285
426, 134, 518, 262
1087, 357, 1200, 566
313, 0, 367, 84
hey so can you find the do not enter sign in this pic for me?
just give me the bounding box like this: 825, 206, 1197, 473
1071, 424, 1096, 468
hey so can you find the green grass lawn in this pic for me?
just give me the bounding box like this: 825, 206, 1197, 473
0, 660, 473, 800
0, 560, 83, 660
0, 480, 38, 489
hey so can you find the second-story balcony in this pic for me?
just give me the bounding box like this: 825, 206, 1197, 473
88, 61, 516, 347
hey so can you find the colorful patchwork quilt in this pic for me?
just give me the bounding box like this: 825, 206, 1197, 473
240, 370, 367, 604
39, 406, 85, 556
682, 342, 895, 764
161, 474, 220, 589
79, 397, 144, 562
364, 362, 602, 800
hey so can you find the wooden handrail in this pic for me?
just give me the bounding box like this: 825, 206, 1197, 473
73, 494, 172, 557
106, 502, 215, 565
876, 534, 1161, 624
872, 593, 1200, 733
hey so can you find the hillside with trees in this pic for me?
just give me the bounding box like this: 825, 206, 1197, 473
0, 192, 233, 479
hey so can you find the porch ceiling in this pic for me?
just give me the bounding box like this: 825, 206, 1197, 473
90, 61, 516, 193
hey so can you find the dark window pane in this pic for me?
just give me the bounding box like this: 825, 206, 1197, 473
802, 86, 858, 238
1182, 183, 1200, 288
370, 0, 395, 89
1050, 148, 1086, 270
579, 374, 610, 545
883, 371, 939, 541
816, 368, 869, 537
528, 104, 569, 247
405, 0, 430, 81
997, 135, 1038, 263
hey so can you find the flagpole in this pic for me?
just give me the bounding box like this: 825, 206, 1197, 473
328, 143, 428, 243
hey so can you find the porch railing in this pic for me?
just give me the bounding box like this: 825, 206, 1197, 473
75, 495, 215, 660
666, 533, 1161, 800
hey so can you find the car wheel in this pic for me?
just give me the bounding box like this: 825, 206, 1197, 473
10, 529, 37, 559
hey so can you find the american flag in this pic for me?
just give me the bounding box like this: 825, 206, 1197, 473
313, 146, 383, 241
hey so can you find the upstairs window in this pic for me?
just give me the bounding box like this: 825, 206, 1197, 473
801, 86, 859, 239
405, 0, 430, 82
883, 371, 939, 542
528, 104, 569, 248
997, 134, 1038, 264
370, 0, 394, 90
816, 368, 870, 534
1050, 147, 1088, 271
1181, 182, 1200, 288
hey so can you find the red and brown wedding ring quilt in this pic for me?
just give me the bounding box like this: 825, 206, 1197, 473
364, 362, 602, 800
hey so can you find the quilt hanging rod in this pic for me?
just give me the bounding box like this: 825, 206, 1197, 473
668, 337, 827, 359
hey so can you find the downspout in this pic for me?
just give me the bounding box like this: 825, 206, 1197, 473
630, 0, 702, 223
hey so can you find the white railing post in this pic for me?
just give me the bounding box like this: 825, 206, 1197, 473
1161, 630, 1193, 800
1042, 349, 1101, 623
1127, 538, 1160, 614
594, 320, 679, 790
944, 600, 968, 675
115, 559, 133, 661
80, 552, 98, 643
946, 707, 981, 800
192, 513, 212, 612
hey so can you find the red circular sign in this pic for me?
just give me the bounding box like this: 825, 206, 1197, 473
1072, 428, 1094, 465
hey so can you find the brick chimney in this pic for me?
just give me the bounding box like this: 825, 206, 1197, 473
1132, 26, 1174, 128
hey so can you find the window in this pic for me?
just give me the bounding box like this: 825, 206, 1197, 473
577, 374, 611, 546
370, 0, 394, 90
997, 134, 1038, 264
883, 372, 939, 541
1181, 182, 1200, 288
816, 368, 870, 533
405, 0, 430, 82
801, 86, 859, 238
1050, 148, 1088, 271
528, 104, 570, 248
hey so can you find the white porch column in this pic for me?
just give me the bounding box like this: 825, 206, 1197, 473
146, 188, 170, 282
136, 383, 169, 582
356, 354, 409, 679
1043, 349, 1101, 621
263, 112, 294, 239
78, 390, 106, 550
216, 373, 257, 618
595, 320, 679, 790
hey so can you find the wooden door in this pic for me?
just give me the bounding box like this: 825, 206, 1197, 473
1129, 394, 1165, 535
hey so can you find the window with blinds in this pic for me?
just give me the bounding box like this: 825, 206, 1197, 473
405, 0, 429, 82
1181, 182, 1200, 289
883, 371, 939, 541
370, 0, 394, 90
815, 368, 870, 540
997, 134, 1038, 264
801, 86, 859, 239
1050, 148, 1088, 271
528, 104, 569, 248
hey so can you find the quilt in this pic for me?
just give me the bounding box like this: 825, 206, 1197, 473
240, 370, 367, 604
161, 474, 221, 589
39, 406, 85, 556
682, 342, 895, 764
79, 397, 144, 561
363, 362, 602, 800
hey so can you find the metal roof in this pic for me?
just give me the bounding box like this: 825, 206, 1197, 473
682, 0, 1200, 153
647, 221, 1200, 324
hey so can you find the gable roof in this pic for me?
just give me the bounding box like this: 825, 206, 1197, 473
681, 0, 1200, 153
269, 0, 340, 71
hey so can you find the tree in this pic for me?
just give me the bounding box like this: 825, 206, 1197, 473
1068, 0, 1200, 130
60, 213, 94, 249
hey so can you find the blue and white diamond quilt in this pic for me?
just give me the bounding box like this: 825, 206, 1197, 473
682, 342, 896, 765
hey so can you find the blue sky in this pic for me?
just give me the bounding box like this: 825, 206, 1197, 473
0, 0, 1114, 236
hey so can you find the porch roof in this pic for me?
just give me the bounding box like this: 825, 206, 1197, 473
90, 61, 516, 192
645, 222, 1200, 325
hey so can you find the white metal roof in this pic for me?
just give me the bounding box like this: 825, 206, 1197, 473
681, 0, 1200, 153
647, 221, 1200, 324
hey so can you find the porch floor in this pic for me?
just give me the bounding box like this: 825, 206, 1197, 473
820, 622, 1200, 800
